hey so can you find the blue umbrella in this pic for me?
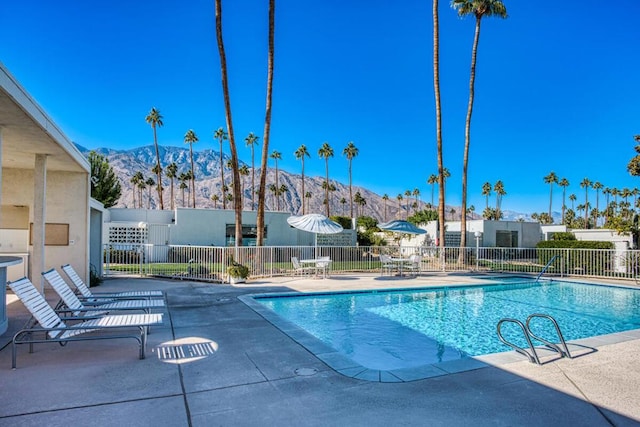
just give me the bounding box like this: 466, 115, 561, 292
378, 220, 426, 235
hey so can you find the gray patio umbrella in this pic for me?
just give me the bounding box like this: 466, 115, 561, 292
287, 213, 343, 257
378, 220, 426, 235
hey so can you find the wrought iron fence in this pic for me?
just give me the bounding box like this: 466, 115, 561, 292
102, 243, 640, 284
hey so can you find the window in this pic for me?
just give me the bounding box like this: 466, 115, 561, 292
495, 230, 518, 248
225, 225, 267, 246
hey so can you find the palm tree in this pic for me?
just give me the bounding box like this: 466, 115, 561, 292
543, 171, 559, 218
412, 188, 421, 213
294, 144, 310, 214
558, 178, 569, 224
481, 181, 492, 209
569, 193, 577, 211
354, 192, 366, 217
269, 150, 282, 210
427, 174, 438, 206
593, 181, 603, 227
179, 178, 188, 207
133, 171, 144, 208
211, 194, 220, 209
214, 127, 228, 209
256, 0, 275, 246
244, 132, 260, 210
382, 194, 389, 221
145, 177, 155, 209
318, 142, 334, 217
404, 190, 412, 218
305, 191, 312, 212
449, 208, 456, 220
137, 178, 147, 209
184, 130, 198, 208
215, 0, 243, 246
239, 164, 250, 209
396, 194, 403, 218
130, 174, 140, 208
145, 107, 165, 210
165, 162, 178, 210
343, 141, 359, 218
452, 0, 508, 251
340, 197, 347, 215
580, 177, 592, 227
494, 180, 506, 218
433, 0, 445, 250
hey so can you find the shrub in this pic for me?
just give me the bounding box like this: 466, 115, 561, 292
227, 262, 250, 279
552, 232, 576, 241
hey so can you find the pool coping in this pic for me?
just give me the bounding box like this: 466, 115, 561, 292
238, 279, 640, 383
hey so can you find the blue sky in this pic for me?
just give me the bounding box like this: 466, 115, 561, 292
1, 1, 639, 215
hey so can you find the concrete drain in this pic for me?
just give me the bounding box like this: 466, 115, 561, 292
294, 367, 318, 376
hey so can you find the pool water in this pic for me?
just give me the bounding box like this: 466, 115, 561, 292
255, 280, 640, 370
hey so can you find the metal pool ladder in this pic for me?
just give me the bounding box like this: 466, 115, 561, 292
536, 255, 561, 282
496, 313, 572, 364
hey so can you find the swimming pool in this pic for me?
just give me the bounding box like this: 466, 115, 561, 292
248, 279, 640, 378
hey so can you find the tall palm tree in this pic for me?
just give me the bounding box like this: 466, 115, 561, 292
269, 150, 282, 210
452, 0, 508, 250
244, 132, 260, 210
494, 180, 506, 219
165, 162, 178, 211
569, 193, 577, 211
558, 178, 569, 224
183, 130, 198, 208
318, 142, 334, 217
211, 194, 220, 209
294, 144, 310, 214
130, 174, 140, 208
133, 171, 145, 208
137, 178, 147, 209
404, 190, 412, 218
145, 177, 155, 209
215, 0, 242, 246
305, 191, 312, 212
382, 194, 389, 221
343, 141, 359, 218
412, 188, 421, 213
580, 177, 592, 227
427, 174, 438, 206
256, 0, 275, 246
239, 164, 250, 209
593, 181, 603, 227
543, 171, 558, 218
214, 127, 229, 209
433, 0, 445, 250
396, 194, 403, 218
145, 107, 165, 210
179, 177, 188, 207
481, 181, 492, 209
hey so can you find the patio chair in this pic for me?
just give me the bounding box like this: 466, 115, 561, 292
315, 256, 332, 278
61, 264, 164, 301
43, 269, 165, 317
405, 255, 422, 276
379, 255, 397, 276
291, 257, 316, 276
6, 277, 163, 368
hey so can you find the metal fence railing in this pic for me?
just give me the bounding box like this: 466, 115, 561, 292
102, 244, 640, 284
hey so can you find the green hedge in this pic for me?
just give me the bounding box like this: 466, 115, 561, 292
537, 240, 614, 249
536, 240, 614, 275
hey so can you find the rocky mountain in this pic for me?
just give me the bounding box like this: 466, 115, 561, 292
83, 144, 483, 222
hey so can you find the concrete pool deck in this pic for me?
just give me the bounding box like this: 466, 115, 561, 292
1, 273, 639, 426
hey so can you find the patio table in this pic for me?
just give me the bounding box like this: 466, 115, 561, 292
300, 259, 332, 279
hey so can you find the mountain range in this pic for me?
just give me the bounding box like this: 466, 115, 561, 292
82, 145, 553, 223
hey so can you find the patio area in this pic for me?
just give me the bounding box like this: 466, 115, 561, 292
1, 274, 639, 426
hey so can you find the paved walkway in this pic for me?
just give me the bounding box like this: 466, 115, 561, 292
1, 274, 639, 426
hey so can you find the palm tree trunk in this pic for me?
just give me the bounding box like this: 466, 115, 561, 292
324, 160, 330, 217
220, 139, 226, 210
153, 126, 165, 210
190, 150, 196, 208
251, 146, 255, 210
433, 0, 445, 252
349, 160, 353, 218
460, 17, 481, 253
301, 159, 305, 215
257, 0, 275, 246
215, 0, 242, 245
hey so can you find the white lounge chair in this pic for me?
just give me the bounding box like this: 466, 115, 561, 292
61, 264, 164, 301
379, 255, 398, 276
291, 257, 316, 276
405, 254, 422, 276
7, 277, 163, 368
43, 269, 165, 317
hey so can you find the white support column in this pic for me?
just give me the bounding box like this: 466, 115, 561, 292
33, 154, 47, 293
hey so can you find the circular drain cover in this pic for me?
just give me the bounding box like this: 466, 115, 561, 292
295, 367, 318, 376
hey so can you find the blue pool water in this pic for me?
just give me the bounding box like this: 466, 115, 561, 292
255, 279, 640, 370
